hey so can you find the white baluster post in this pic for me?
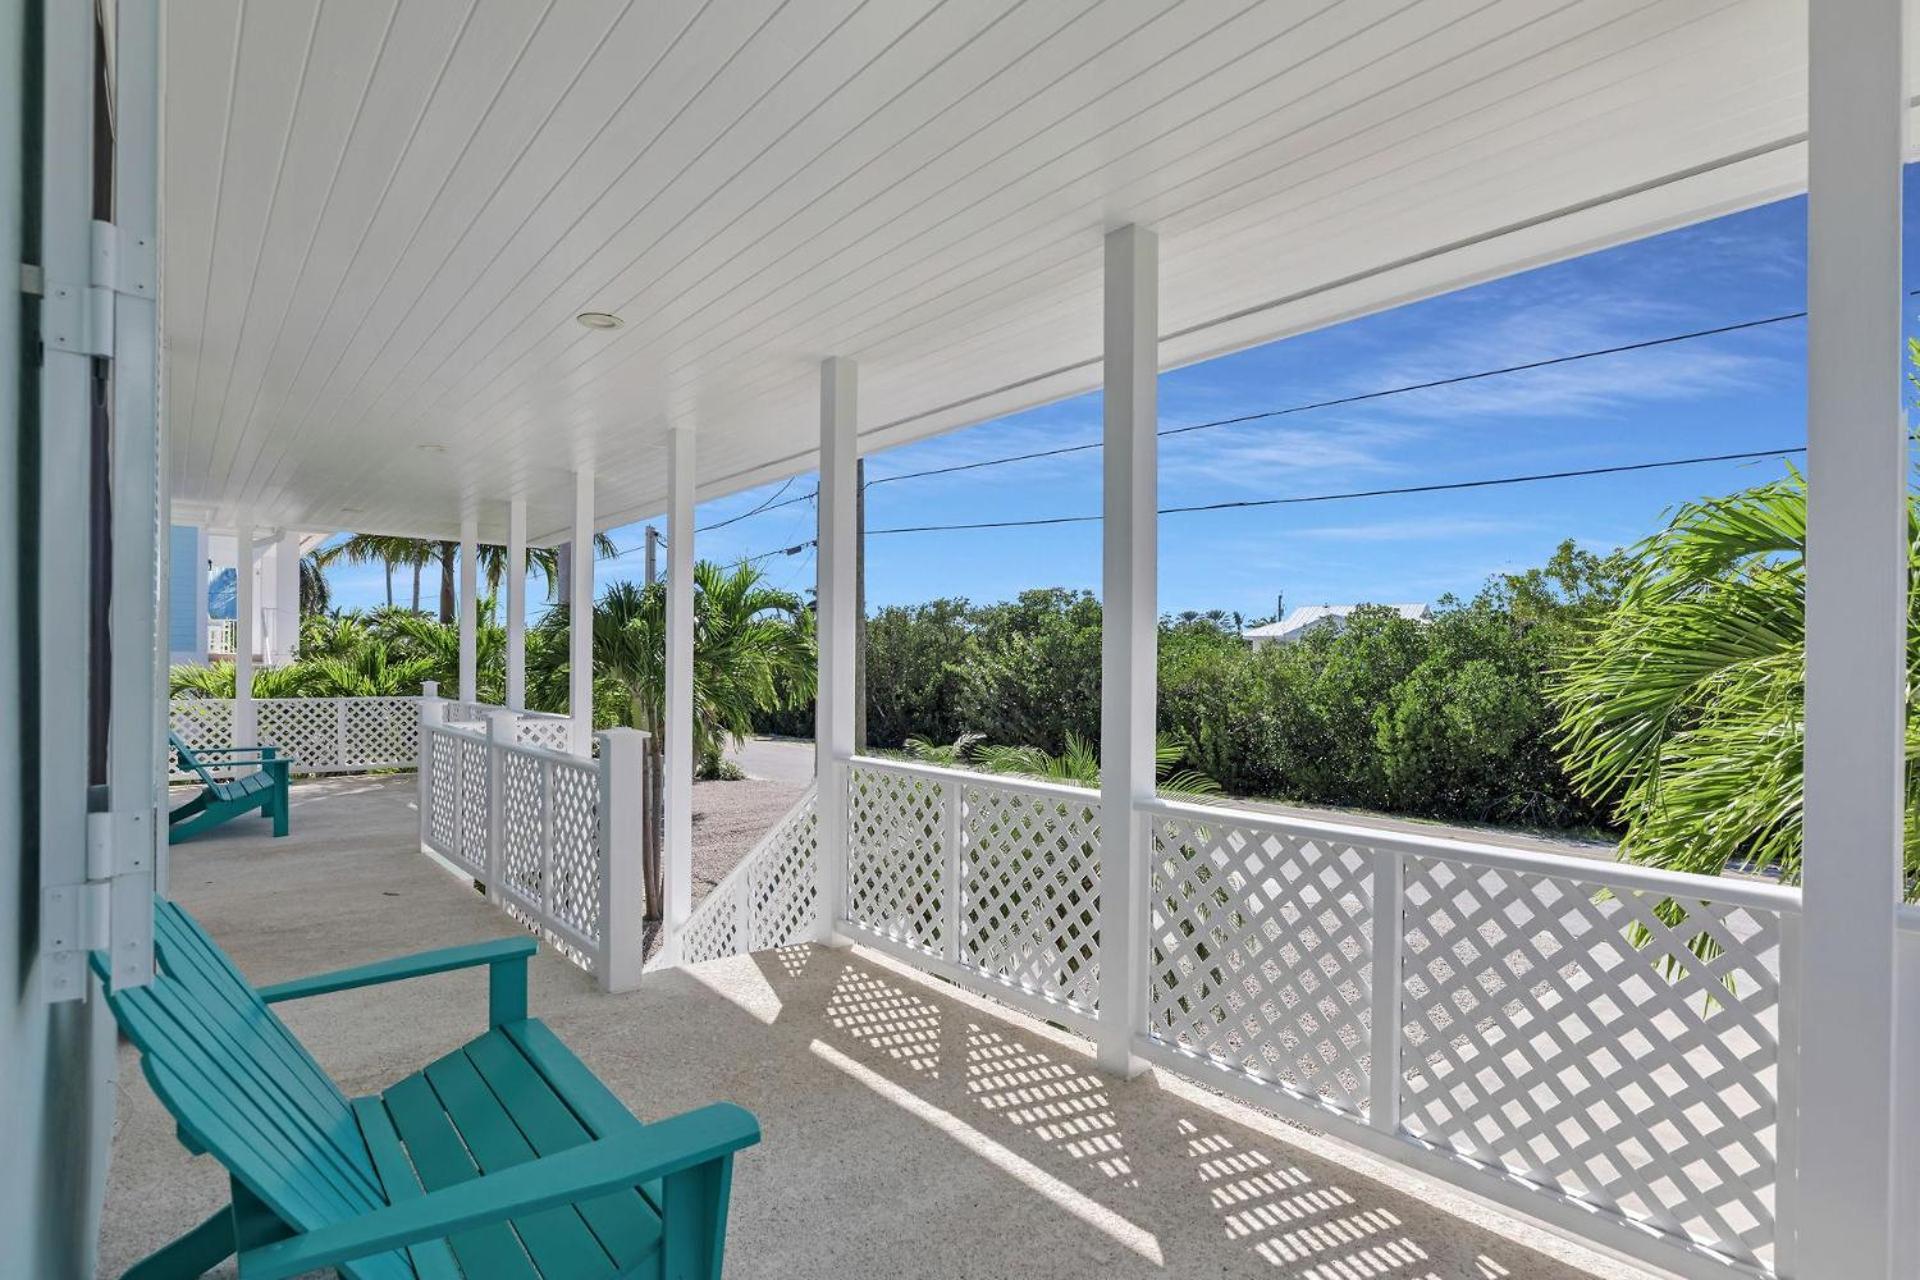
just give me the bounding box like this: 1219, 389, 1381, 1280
234, 519, 256, 746
506, 496, 527, 710
1367, 849, 1404, 1132
569, 470, 595, 756
943, 775, 964, 963
814, 357, 857, 945
417, 682, 444, 852
458, 513, 478, 705
484, 710, 516, 904
1799, 5, 1906, 1276
598, 727, 647, 993
664, 426, 695, 962
1096, 224, 1156, 1077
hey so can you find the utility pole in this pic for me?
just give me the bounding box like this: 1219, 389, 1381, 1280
854, 458, 867, 752
645, 525, 658, 586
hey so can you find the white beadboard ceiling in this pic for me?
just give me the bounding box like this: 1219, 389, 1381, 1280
159, 0, 1891, 544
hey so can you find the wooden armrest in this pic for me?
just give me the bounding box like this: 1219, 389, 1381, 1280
258, 937, 536, 1027
237, 1104, 761, 1280
192, 745, 282, 759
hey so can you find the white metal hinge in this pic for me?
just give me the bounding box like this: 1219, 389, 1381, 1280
93, 217, 155, 299
38, 223, 150, 358
43, 807, 158, 1002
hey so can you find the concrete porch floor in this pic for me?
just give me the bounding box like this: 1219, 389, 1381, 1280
101, 777, 1653, 1279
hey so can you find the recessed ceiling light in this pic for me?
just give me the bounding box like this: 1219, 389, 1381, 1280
575, 310, 623, 329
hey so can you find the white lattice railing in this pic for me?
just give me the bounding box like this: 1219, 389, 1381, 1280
170, 687, 585, 781
442, 697, 577, 752
678, 788, 820, 965
1136, 795, 1796, 1278
797, 757, 1803, 1278
837, 756, 1104, 1033
417, 697, 646, 992
169, 695, 418, 778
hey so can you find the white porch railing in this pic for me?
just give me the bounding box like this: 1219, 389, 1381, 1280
169, 695, 420, 777
670, 752, 1816, 1280
417, 698, 646, 992
206, 618, 235, 654
680, 788, 819, 965
441, 697, 577, 753
169, 687, 585, 781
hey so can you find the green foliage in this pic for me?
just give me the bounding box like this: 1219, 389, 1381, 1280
1551, 471, 1920, 898
835, 540, 1623, 829
954, 588, 1104, 752
527, 562, 816, 758
974, 732, 1221, 797
865, 600, 978, 747
903, 731, 984, 765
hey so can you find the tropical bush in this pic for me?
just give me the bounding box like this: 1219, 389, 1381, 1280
789, 541, 1624, 829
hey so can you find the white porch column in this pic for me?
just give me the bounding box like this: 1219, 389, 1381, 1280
664, 427, 696, 959
271, 533, 298, 665
1798, 5, 1905, 1277
569, 470, 595, 754
506, 497, 527, 710
457, 512, 478, 704
1096, 225, 1156, 1076
233, 519, 256, 745
815, 357, 857, 943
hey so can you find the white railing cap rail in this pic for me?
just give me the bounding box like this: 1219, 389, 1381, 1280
1139, 792, 1802, 917
485, 721, 600, 769
423, 718, 488, 743
847, 753, 1103, 805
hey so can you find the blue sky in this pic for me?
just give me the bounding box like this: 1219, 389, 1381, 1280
327, 169, 1920, 622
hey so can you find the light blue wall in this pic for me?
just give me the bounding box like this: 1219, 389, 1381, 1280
168, 524, 201, 655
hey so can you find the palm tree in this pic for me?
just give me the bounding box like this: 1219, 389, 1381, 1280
528, 561, 816, 918
974, 731, 1221, 797
169, 660, 313, 698
317, 535, 439, 613
904, 731, 984, 765
320, 531, 621, 621
1552, 468, 1920, 900
299, 552, 332, 617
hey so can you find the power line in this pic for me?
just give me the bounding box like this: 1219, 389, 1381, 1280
697, 476, 806, 533
859, 444, 1805, 537
672, 290, 1920, 541
860, 309, 1815, 492
727, 444, 1802, 555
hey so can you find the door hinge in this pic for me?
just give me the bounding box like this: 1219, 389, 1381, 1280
92, 217, 155, 299
43, 808, 157, 1002
38, 222, 150, 359
40, 279, 113, 357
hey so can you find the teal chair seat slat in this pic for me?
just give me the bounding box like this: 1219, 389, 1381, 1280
101, 900, 757, 1280
353, 1098, 464, 1280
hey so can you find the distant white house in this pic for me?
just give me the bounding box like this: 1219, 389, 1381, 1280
1241, 603, 1432, 649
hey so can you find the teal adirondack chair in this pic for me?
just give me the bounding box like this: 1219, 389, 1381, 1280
100, 900, 760, 1279
168, 731, 291, 843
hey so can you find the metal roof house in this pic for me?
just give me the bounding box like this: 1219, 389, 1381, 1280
1242, 603, 1434, 648
4, 3, 1919, 1279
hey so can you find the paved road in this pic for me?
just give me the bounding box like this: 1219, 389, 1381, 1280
726, 736, 1617, 859
726, 736, 816, 785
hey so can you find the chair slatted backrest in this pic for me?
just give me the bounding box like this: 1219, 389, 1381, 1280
168, 730, 223, 787
103, 902, 416, 1280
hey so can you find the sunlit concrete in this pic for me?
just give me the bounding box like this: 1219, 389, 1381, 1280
103, 777, 1652, 1279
